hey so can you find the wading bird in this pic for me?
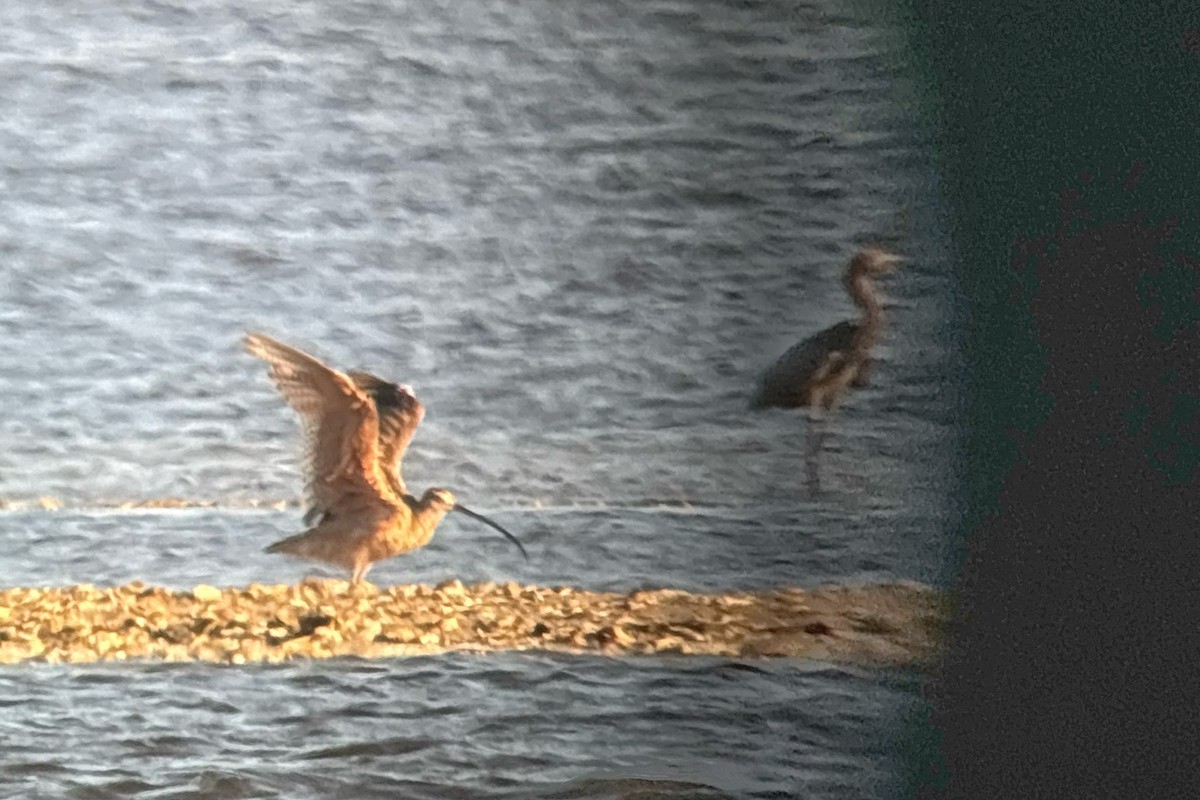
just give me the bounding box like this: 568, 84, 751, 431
750, 247, 903, 488
244, 332, 528, 584
301, 368, 424, 527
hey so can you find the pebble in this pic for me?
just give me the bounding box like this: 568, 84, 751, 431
192, 585, 222, 603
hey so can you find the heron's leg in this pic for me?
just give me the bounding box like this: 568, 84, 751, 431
850, 357, 873, 388
806, 402, 825, 496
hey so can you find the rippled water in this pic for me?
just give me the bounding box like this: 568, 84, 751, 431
0, 0, 955, 797
3, 656, 921, 799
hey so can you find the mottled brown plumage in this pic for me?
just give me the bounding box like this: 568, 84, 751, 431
244, 332, 527, 584
301, 369, 425, 526
751, 247, 903, 413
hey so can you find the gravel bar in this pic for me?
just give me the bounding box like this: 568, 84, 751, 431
0, 580, 944, 667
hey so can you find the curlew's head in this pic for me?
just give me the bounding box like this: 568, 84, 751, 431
848, 247, 904, 277
418, 488, 529, 560
420, 487, 458, 511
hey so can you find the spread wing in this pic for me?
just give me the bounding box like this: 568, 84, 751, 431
346, 370, 425, 500
244, 333, 395, 516
751, 320, 862, 408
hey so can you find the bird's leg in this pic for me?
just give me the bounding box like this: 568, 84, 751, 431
806, 403, 825, 496
850, 357, 873, 389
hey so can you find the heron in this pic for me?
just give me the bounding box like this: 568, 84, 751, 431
750, 247, 903, 487
244, 332, 528, 584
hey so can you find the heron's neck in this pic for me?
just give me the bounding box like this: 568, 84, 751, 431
844, 272, 886, 357
845, 272, 884, 325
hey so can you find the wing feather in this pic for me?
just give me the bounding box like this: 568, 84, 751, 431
346, 370, 426, 499
244, 333, 394, 513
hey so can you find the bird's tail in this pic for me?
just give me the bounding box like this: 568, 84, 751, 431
264, 517, 355, 566
264, 533, 305, 555
748, 381, 769, 410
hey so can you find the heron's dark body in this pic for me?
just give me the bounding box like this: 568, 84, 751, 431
751, 321, 873, 409
750, 247, 899, 414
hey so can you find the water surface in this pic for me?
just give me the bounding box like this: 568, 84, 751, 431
0, 0, 954, 796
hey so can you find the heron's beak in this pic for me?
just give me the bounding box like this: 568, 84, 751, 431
453, 504, 529, 560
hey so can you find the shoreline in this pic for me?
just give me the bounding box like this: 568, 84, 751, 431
0, 580, 944, 667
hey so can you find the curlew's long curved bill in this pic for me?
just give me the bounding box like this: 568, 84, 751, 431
453, 504, 529, 560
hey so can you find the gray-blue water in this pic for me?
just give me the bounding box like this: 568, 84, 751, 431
0, 0, 957, 797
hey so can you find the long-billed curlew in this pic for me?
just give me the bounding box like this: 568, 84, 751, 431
244, 332, 528, 584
